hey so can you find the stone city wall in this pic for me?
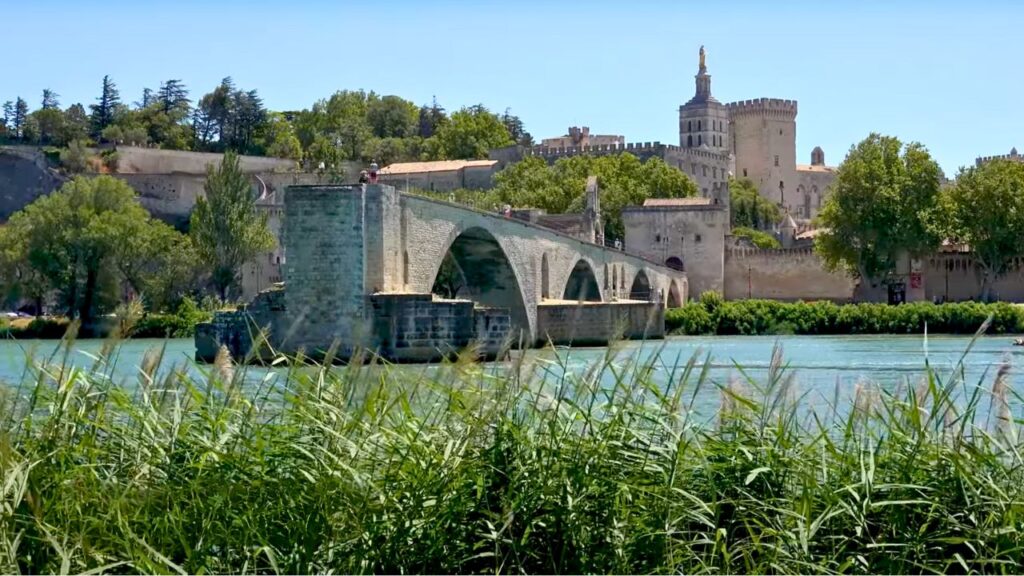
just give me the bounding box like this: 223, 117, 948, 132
723, 246, 856, 302
923, 253, 1024, 302
114, 146, 296, 174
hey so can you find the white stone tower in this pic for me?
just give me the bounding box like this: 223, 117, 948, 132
679, 46, 730, 154
726, 98, 799, 211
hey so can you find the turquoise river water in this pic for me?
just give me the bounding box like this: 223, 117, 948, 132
1, 334, 1020, 398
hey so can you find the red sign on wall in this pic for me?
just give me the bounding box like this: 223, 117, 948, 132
910, 273, 922, 289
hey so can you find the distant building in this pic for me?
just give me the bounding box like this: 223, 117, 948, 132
540, 126, 625, 149
378, 159, 499, 191
491, 45, 840, 220
976, 147, 1022, 167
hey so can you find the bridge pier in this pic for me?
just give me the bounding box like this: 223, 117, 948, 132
196, 184, 683, 363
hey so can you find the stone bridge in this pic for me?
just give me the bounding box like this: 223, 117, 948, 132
198, 184, 688, 362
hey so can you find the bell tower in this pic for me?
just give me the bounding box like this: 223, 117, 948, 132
679, 46, 729, 154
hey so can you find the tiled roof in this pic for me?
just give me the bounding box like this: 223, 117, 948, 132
380, 159, 497, 175
796, 164, 835, 173
643, 197, 714, 207
795, 228, 825, 240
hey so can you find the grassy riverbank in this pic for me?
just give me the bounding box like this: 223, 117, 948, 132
0, 299, 212, 340
2, 326, 1024, 574
667, 292, 1024, 335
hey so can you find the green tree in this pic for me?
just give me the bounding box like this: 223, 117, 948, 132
815, 133, 943, 300
31, 107, 64, 145
435, 105, 514, 159
490, 153, 698, 240
729, 177, 780, 230
60, 103, 90, 144
157, 79, 190, 116
110, 216, 200, 310
1, 101, 13, 136
2, 176, 181, 328
501, 107, 533, 147
40, 89, 60, 110
259, 113, 303, 160
60, 140, 91, 174
12, 97, 29, 140
943, 159, 1024, 301
90, 75, 121, 138
417, 97, 447, 138
367, 95, 419, 139
189, 150, 275, 300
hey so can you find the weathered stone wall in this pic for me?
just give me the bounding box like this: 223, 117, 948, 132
370, 294, 476, 362
923, 253, 1024, 302
114, 146, 296, 174
536, 302, 664, 345
195, 288, 286, 362
399, 193, 687, 343
283, 186, 371, 357
794, 166, 835, 220
723, 246, 856, 301
727, 99, 799, 212
622, 204, 727, 298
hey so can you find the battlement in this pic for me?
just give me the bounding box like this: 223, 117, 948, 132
976, 147, 1021, 167
725, 98, 798, 117
520, 141, 677, 162
665, 146, 731, 162
725, 245, 817, 258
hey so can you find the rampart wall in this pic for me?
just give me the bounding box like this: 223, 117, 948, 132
114, 146, 296, 174
723, 246, 856, 302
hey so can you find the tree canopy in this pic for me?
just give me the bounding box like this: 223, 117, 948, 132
0, 176, 192, 327
481, 153, 698, 240
815, 133, 944, 297
941, 159, 1024, 300
189, 150, 275, 300
729, 177, 781, 230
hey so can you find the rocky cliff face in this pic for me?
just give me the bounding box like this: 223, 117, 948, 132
0, 147, 65, 222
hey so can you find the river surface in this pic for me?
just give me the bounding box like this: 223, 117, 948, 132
1, 334, 1019, 394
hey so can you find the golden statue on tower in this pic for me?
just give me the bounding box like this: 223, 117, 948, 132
699, 45, 706, 72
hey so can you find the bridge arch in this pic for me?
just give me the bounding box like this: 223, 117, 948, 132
562, 258, 602, 302
428, 226, 531, 340
667, 280, 682, 308
629, 269, 652, 301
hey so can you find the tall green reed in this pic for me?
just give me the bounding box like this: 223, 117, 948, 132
0, 322, 1022, 574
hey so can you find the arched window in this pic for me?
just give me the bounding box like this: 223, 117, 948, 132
687, 135, 692, 147
697, 120, 702, 131
687, 121, 692, 132
665, 256, 684, 271
698, 135, 702, 146
813, 185, 821, 208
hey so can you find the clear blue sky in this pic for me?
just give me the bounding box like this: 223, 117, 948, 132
7, 0, 1021, 174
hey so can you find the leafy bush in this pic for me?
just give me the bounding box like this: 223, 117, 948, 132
59, 140, 91, 174
731, 226, 781, 249
667, 293, 1024, 335
130, 297, 212, 338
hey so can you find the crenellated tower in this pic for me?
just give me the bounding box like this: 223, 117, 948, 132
726, 98, 799, 211
679, 46, 730, 155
